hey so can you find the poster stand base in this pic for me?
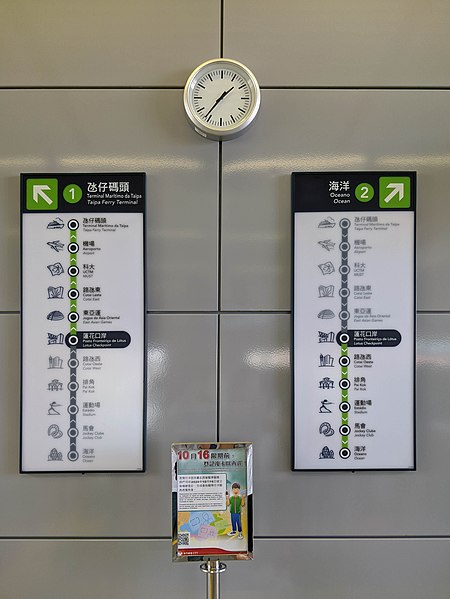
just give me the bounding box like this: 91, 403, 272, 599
200, 560, 227, 599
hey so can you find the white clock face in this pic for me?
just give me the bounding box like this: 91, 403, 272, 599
184, 59, 260, 140
193, 69, 251, 128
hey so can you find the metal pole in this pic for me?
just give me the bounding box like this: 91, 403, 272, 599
200, 560, 227, 599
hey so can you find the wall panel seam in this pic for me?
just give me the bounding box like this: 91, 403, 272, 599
0, 535, 450, 542
261, 86, 450, 91
1, 86, 449, 91
0, 86, 184, 91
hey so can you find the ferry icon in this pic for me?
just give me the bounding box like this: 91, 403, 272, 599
318, 217, 336, 229
47, 217, 64, 230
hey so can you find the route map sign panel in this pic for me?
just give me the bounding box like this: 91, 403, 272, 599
21, 173, 146, 472
292, 172, 416, 471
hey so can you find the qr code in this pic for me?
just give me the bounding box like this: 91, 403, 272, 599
178, 532, 190, 546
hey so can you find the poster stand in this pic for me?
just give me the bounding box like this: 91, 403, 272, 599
172, 442, 253, 598
200, 560, 227, 599
172, 442, 253, 561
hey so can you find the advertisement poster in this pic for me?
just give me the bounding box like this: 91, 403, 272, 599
21, 173, 146, 472
172, 443, 253, 561
292, 172, 416, 471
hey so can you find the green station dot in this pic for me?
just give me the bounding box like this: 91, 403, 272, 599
355, 182, 374, 203
63, 184, 83, 204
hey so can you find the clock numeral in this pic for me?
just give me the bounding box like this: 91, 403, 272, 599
198, 83, 205, 89
231, 74, 237, 82
238, 84, 246, 89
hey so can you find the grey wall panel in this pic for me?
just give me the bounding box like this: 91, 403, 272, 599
0, 0, 220, 87
0, 314, 216, 536
221, 89, 450, 311
0, 90, 218, 312
0, 174, 20, 311
1, 1, 450, 597
224, 0, 450, 87
220, 313, 450, 536
1, 538, 450, 599
0, 540, 203, 599
0, 316, 20, 478
225, 539, 450, 599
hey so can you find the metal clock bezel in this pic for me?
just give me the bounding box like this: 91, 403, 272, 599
183, 58, 261, 141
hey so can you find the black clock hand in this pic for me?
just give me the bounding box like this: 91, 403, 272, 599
204, 86, 234, 118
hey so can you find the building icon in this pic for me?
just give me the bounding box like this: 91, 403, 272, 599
318, 331, 335, 343
48, 379, 63, 391
319, 354, 334, 367
319, 377, 335, 390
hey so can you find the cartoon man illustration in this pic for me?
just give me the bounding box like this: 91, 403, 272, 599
227, 482, 245, 540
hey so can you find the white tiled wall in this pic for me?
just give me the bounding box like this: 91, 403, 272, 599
1, 1, 450, 597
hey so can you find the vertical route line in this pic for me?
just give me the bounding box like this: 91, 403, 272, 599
339, 218, 351, 460
67, 223, 79, 462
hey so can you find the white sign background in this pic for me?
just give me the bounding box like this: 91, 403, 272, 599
294, 212, 415, 470
21, 210, 145, 472
177, 474, 227, 512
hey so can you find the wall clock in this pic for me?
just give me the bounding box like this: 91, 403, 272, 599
184, 58, 261, 141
